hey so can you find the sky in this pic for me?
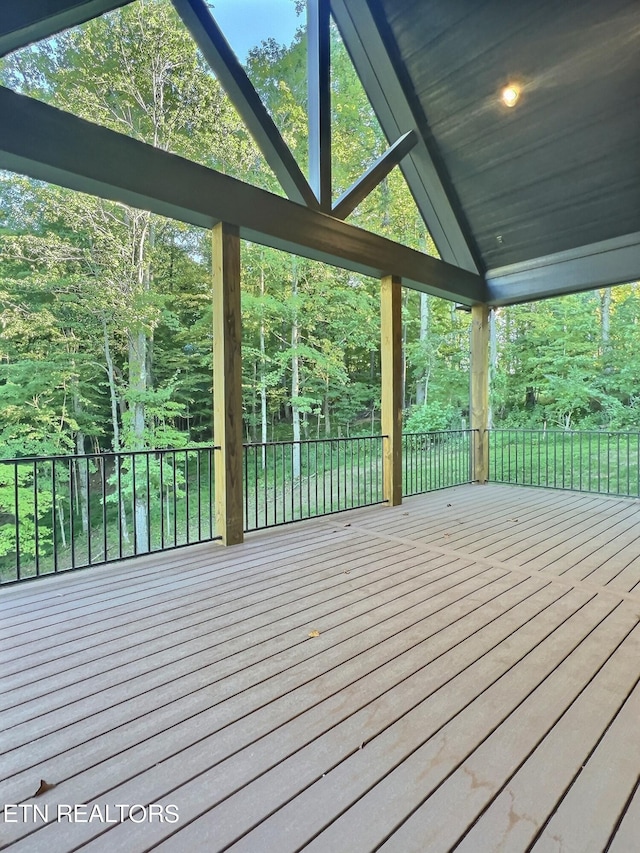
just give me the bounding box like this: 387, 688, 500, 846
209, 0, 303, 61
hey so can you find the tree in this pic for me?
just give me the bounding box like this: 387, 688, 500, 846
1, 0, 259, 546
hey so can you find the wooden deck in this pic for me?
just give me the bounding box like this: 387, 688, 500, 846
2, 483, 640, 852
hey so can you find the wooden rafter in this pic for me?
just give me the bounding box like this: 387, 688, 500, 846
331, 0, 479, 273
332, 129, 418, 220
172, 0, 318, 210
0, 86, 485, 303
307, 0, 332, 211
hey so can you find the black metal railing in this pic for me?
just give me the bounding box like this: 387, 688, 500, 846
0, 446, 220, 584
7, 427, 639, 584
403, 430, 476, 496
243, 436, 386, 530
1, 430, 480, 583
488, 429, 640, 497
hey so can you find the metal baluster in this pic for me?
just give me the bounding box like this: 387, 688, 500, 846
101, 456, 107, 562
69, 457, 76, 568
86, 456, 92, 564
131, 453, 138, 555
160, 452, 165, 547
626, 433, 631, 496
243, 445, 249, 532
197, 450, 202, 541
579, 430, 584, 491
210, 448, 215, 539
14, 463, 20, 581
117, 454, 123, 560
172, 450, 178, 545
33, 461, 40, 577
185, 450, 190, 544
52, 459, 59, 573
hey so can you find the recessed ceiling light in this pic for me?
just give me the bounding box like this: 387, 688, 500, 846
501, 85, 520, 108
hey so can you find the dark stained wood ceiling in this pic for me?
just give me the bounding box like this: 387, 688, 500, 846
365, 0, 640, 299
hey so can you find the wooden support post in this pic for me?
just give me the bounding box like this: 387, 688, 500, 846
470, 303, 490, 484
381, 275, 403, 506
212, 222, 244, 544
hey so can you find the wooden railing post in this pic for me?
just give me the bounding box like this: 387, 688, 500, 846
470, 303, 490, 484
381, 274, 403, 505
212, 222, 244, 544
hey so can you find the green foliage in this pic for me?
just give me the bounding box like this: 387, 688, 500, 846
404, 401, 455, 434
2, 1, 640, 584
492, 287, 640, 429
0, 462, 54, 560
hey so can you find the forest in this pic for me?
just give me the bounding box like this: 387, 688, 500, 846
1, 1, 640, 492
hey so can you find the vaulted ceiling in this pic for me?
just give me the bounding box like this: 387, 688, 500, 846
1, 0, 639, 306
334, 0, 640, 304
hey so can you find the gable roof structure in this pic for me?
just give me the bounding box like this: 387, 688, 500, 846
1, 0, 638, 306
334, 0, 640, 305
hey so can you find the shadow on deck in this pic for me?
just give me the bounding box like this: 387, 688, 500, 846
2, 483, 640, 851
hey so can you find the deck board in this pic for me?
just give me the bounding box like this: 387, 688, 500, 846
2, 553, 467, 762
2, 483, 640, 852
608, 779, 640, 852
379, 604, 640, 853
531, 677, 640, 851
0, 538, 418, 702
217, 595, 627, 853
455, 618, 640, 853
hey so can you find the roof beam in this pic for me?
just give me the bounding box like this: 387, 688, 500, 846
171, 0, 318, 210
307, 0, 332, 210
486, 233, 640, 306
0, 86, 484, 304
331, 0, 479, 274
332, 129, 418, 221
0, 0, 133, 57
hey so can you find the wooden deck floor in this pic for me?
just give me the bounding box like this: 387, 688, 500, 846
2, 483, 640, 852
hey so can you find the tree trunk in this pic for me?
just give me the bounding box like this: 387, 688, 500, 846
74, 430, 89, 535
259, 265, 268, 468
71, 377, 89, 535
128, 210, 154, 553
324, 381, 331, 437
600, 287, 612, 372
129, 328, 149, 552
416, 292, 429, 405
291, 258, 301, 478
251, 360, 257, 443
57, 502, 67, 549
102, 318, 129, 545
